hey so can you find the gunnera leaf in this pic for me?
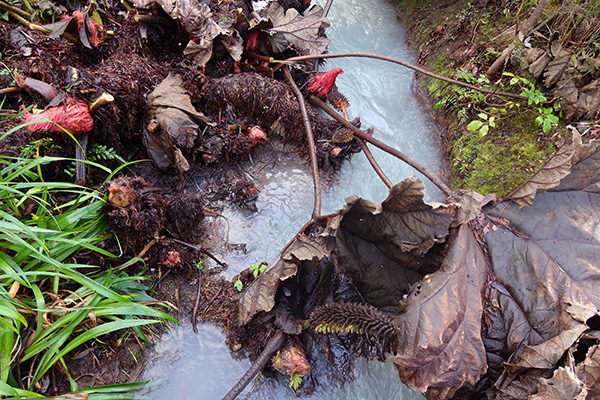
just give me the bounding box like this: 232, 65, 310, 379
267, 3, 330, 58
390, 224, 488, 400
483, 142, 600, 373
235, 234, 329, 324
331, 178, 451, 314
529, 367, 587, 400
506, 127, 579, 208
143, 74, 208, 172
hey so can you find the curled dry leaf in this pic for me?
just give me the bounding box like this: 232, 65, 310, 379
143, 74, 209, 172
235, 234, 329, 323
267, 3, 330, 60
131, 0, 243, 66
529, 367, 587, 400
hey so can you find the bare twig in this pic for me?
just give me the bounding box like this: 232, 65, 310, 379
355, 137, 393, 189
283, 66, 322, 219
192, 266, 203, 334
309, 96, 452, 196
279, 53, 526, 101
222, 330, 285, 400
167, 238, 228, 269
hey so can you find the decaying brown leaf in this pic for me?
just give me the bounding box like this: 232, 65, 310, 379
391, 224, 488, 399
529, 367, 587, 400
267, 3, 330, 59
235, 234, 329, 323
143, 74, 209, 172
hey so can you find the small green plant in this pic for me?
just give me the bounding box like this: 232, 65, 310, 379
250, 261, 267, 278
467, 113, 496, 137
65, 143, 126, 177
193, 260, 204, 270
289, 373, 303, 391
17, 137, 60, 157
234, 279, 243, 291
536, 106, 560, 134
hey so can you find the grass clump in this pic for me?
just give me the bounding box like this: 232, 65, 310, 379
0, 122, 175, 398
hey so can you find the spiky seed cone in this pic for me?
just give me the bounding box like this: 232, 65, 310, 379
309, 302, 397, 340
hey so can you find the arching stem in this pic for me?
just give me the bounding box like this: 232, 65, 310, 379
280, 52, 526, 101
283, 66, 322, 220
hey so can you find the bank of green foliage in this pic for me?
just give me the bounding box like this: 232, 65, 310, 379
395, 0, 562, 197
0, 121, 174, 399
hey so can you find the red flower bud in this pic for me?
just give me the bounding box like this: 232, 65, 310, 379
307, 68, 343, 98
247, 126, 267, 146
22, 99, 94, 135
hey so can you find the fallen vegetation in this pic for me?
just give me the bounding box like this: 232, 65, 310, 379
0, 0, 599, 399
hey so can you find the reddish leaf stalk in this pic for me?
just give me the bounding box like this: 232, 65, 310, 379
283, 66, 322, 219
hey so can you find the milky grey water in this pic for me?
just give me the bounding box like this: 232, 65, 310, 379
139, 0, 442, 398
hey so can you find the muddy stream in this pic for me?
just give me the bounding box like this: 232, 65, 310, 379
137, 0, 443, 398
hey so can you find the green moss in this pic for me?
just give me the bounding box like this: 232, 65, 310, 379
449, 111, 556, 197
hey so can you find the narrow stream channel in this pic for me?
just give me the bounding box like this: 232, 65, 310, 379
138, 0, 443, 398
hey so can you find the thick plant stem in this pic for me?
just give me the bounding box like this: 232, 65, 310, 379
221, 331, 285, 400
281, 53, 525, 101
283, 66, 322, 219
309, 96, 452, 197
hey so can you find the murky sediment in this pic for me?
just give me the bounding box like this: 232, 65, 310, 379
140, 0, 442, 398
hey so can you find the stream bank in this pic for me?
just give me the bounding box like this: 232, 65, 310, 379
395, 0, 600, 197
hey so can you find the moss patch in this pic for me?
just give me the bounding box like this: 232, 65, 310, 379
449, 110, 555, 197
397, 0, 561, 197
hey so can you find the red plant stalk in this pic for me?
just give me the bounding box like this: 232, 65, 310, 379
22, 99, 94, 135
307, 68, 343, 98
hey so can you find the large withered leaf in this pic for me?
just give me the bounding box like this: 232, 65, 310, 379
483, 144, 600, 372
576, 344, 600, 399
390, 224, 487, 399
235, 234, 329, 323
506, 127, 579, 208
340, 177, 454, 256
143, 74, 208, 171
529, 367, 587, 400
267, 3, 330, 56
